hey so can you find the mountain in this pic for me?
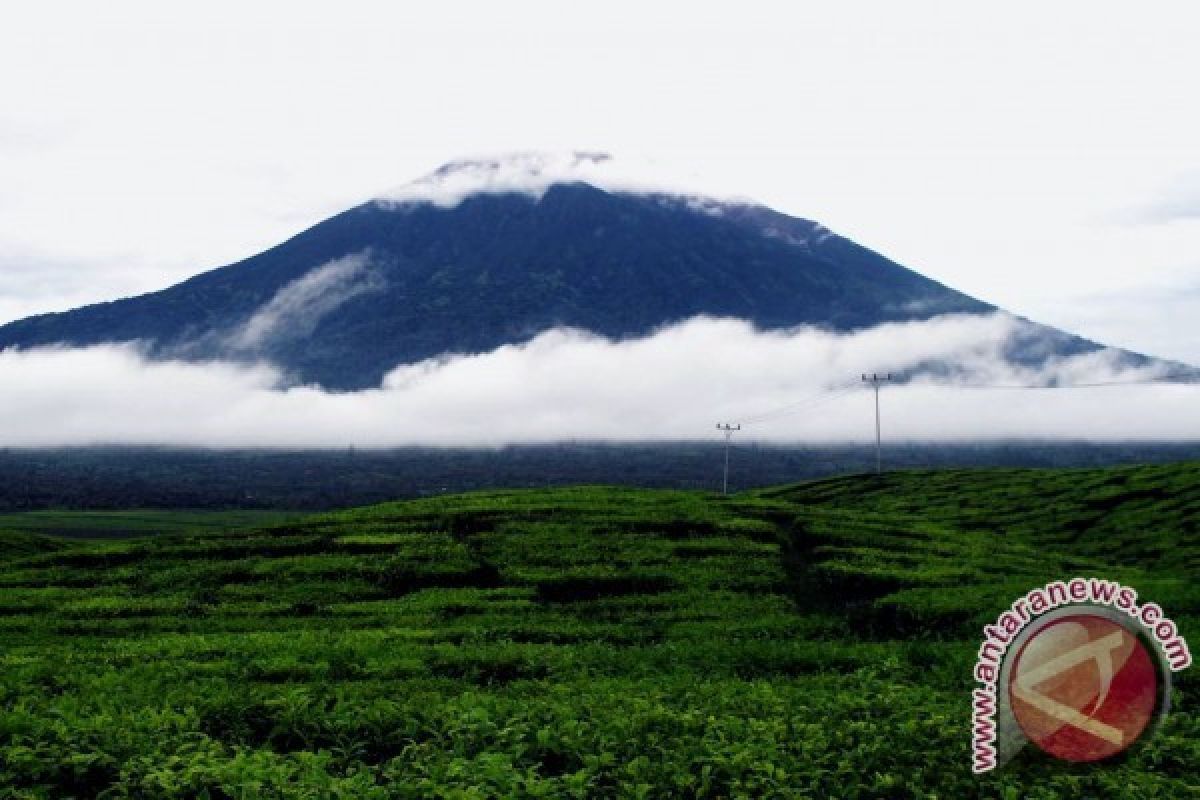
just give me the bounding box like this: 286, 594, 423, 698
0, 152, 1185, 389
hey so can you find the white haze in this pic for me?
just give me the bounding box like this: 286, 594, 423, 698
0, 314, 1195, 448
228, 251, 382, 351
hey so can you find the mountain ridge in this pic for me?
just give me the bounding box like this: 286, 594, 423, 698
0, 156, 1190, 389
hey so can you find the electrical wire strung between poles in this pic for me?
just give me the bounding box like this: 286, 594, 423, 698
735, 379, 864, 427
934, 376, 1199, 390
711, 381, 863, 495
710, 372, 1196, 491
720, 373, 1197, 444
728, 374, 1195, 430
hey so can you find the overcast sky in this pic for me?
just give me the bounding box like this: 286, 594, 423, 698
2, 1, 1199, 364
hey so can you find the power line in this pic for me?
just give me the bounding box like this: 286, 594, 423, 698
935, 377, 1198, 390
709, 372, 1197, 485
715, 422, 740, 495
862, 373, 892, 475
737, 380, 862, 426
732, 375, 1194, 428
712, 384, 860, 494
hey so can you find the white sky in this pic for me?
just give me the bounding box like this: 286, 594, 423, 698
2, 1, 1199, 363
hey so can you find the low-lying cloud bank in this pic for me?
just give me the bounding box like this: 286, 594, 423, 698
0, 314, 1195, 447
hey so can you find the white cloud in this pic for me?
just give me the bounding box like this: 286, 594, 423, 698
1132, 170, 1200, 224
374, 152, 751, 210
226, 251, 383, 351
0, 314, 1194, 448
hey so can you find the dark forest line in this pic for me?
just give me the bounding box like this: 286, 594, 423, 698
1, 441, 1198, 510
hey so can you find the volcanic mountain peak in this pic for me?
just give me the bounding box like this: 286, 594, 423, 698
373, 150, 749, 211
0, 154, 1193, 391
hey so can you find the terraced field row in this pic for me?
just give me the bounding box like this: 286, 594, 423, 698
1, 470, 1197, 797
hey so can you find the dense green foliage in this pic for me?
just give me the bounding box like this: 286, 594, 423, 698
0, 511, 304, 540
1, 465, 1197, 797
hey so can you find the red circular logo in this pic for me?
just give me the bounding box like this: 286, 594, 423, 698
1009, 614, 1158, 762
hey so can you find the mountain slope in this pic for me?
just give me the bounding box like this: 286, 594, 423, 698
0, 156, 1176, 389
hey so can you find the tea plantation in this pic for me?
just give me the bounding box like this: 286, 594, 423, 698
1, 465, 1197, 798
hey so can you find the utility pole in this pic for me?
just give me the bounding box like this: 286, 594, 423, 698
716, 422, 741, 495
861, 373, 892, 475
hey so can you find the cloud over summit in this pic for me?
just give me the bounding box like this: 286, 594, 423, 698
372, 152, 748, 211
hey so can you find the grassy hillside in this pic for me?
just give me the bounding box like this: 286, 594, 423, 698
0, 510, 306, 540
770, 464, 1200, 638
0, 466, 1196, 797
